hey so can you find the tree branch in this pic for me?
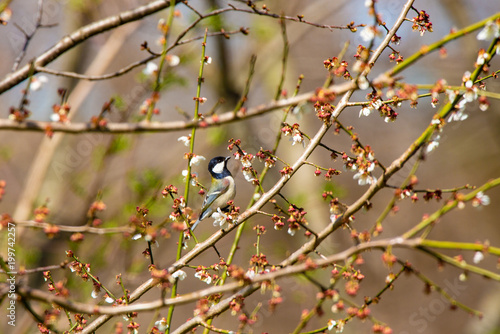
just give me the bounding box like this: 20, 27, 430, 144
0, 0, 183, 94
11, 237, 419, 317
0, 81, 355, 134
12, 220, 134, 234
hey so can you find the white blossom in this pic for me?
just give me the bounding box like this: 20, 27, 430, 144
91, 289, 99, 299
331, 304, 340, 313
335, 320, 345, 333
291, 131, 304, 146
212, 208, 228, 228
426, 135, 440, 153
446, 89, 457, 102
190, 155, 206, 166
473, 251, 484, 264
371, 98, 383, 110
0, 8, 12, 24
358, 75, 369, 90
476, 52, 490, 65
360, 26, 376, 42
479, 100, 489, 111
265, 158, 276, 168
182, 169, 197, 184
477, 20, 500, 40
463, 87, 478, 102
366, 161, 375, 172
157, 18, 166, 30
400, 189, 412, 199
359, 106, 372, 117
447, 109, 468, 122
105, 296, 114, 303
166, 54, 180, 66
287, 227, 296, 236
239, 154, 254, 167
343, 158, 357, 172
245, 268, 256, 280
50, 113, 61, 122
328, 319, 337, 331
195, 271, 212, 284
155, 318, 169, 332
30, 75, 48, 91
143, 62, 158, 75
474, 191, 490, 207
353, 171, 375, 186
177, 135, 190, 146
352, 60, 363, 73
243, 169, 256, 183
172, 270, 187, 281
462, 71, 472, 86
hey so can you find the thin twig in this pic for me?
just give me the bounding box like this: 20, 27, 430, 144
11, 220, 134, 234
228, 2, 362, 31
0, 0, 183, 93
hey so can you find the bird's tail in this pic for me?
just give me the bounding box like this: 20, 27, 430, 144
191, 208, 212, 231
190, 219, 201, 231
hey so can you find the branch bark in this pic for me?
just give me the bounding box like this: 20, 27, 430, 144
0, 82, 355, 133
0, 0, 182, 94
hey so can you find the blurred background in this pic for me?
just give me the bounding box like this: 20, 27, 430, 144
1, 0, 500, 333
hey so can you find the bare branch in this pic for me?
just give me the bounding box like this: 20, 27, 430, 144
12, 237, 420, 317
0, 81, 355, 134
12, 220, 134, 234
228, 2, 362, 31
0, 0, 183, 93
11, 0, 47, 71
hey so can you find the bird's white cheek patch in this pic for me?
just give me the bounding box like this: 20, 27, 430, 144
213, 161, 225, 174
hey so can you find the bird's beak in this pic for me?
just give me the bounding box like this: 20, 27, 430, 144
225, 156, 231, 161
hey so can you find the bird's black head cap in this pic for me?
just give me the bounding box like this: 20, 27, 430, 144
208, 156, 231, 179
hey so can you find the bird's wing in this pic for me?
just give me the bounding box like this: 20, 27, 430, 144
200, 178, 230, 214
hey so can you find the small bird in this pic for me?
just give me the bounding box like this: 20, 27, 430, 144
191, 156, 236, 231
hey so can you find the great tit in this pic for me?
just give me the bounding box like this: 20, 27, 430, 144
191, 156, 236, 231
